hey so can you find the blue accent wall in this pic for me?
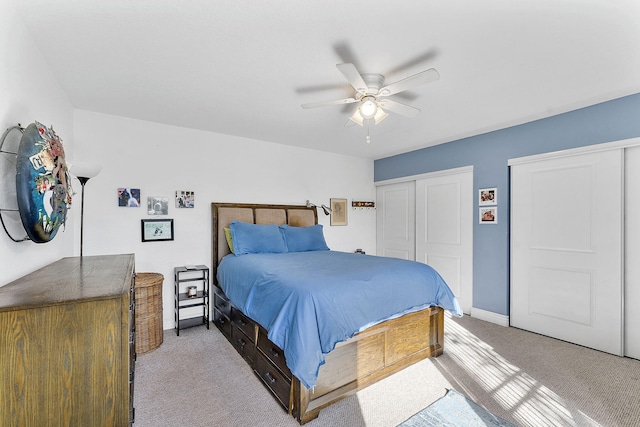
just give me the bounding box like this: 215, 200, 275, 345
375, 92, 640, 316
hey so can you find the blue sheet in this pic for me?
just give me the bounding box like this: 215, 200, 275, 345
217, 251, 462, 389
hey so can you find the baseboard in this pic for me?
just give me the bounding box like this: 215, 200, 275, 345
470, 307, 510, 327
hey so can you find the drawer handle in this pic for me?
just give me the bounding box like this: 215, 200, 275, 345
269, 348, 279, 358
237, 338, 246, 348
264, 372, 276, 384
239, 319, 246, 326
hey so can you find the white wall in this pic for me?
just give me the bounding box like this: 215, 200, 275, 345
73, 110, 376, 329
0, 2, 75, 285
1, 1, 376, 332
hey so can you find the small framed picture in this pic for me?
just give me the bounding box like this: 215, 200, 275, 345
330, 198, 348, 226
176, 190, 195, 208
147, 197, 169, 215
479, 187, 497, 206
479, 207, 498, 224
141, 218, 174, 242
118, 188, 141, 207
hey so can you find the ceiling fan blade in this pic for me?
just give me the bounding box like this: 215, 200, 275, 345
336, 63, 368, 93
301, 97, 358, 109
344, 118, 357, 127
379, 99, 421, 118
379, 68, 440, 96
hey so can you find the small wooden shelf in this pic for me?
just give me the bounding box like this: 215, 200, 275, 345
174, 265, 209, 336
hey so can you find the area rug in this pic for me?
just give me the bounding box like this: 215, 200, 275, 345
397, 389, 517, 427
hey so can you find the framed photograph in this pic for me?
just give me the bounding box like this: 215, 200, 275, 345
479, 187, 497, 206
175, 190, 195, 208
118, 188, 141, 207
330, 198, 348, 226
147, 197, 169, 215
479, 207, 498, 224
141, 218, 174, 242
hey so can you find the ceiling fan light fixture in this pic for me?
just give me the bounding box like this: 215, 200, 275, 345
373, 108, 389, 125
359, 97, 378, 119
349, 109, 364, 126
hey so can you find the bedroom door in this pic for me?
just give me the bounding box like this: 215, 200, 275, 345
376, 181, 415, 260
415, 169, 473, 314
510, 148, 624, 356
624, 146, 640, 359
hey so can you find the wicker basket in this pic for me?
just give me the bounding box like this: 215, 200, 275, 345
135, 272, 164, 354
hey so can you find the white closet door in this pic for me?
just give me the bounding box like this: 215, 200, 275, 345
376, 181, 415, 260
511, 149, 624, 355
415, 170, 473, 314
625, 146, 640, 359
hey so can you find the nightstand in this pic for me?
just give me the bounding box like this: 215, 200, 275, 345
174, 265, 210, 336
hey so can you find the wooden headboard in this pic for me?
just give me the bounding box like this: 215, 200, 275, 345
211, 202, 318, 284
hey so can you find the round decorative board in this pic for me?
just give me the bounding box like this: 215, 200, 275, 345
15, 122, 73, 243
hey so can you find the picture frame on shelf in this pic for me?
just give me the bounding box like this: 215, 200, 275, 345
141, 218, 174, 242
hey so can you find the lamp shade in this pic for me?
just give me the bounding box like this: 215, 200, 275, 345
70, 162, 102, 179
373, 108, 389, 124
359, 97, 378, 119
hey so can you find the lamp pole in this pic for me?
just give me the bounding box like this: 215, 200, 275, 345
78, 176, 90, 258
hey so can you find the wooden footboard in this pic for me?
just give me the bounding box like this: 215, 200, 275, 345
213, 284, 444, 425
291, 306, 444, 424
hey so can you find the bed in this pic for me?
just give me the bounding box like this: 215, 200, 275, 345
211, 202, 461, 424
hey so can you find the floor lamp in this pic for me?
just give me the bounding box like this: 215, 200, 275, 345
71, 163, 101, 258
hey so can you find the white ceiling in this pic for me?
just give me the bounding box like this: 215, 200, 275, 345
11, 0, 640, 160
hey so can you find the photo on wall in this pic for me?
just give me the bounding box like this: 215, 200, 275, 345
330, 198, 347, 226
479, 187, 497, 206
479, 207, 498, 224
141, 218, 174, 242
175, 190, 194, 208
118, 188, 141, 207
147, 197, 169, 215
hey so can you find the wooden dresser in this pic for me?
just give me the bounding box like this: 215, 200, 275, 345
0, 254, 136, 427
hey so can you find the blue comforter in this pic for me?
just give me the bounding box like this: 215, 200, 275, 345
217, 251, 462, 389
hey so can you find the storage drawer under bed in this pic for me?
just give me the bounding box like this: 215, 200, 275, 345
231, 308, 256, 363
255, 351, 292, 411
257, 328, 291, 380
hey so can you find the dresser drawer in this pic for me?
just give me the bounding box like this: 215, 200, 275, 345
231, 323, 255, 363
257, 329, 291, 379
255, 352, 292, 411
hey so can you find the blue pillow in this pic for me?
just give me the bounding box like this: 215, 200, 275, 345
229, 221, 287, 255
280, 224, 329, 252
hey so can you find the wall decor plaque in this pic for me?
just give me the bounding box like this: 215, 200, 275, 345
15, 122, 73, 243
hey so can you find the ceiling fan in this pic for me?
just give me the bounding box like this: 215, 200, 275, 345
301, 63, 440, 127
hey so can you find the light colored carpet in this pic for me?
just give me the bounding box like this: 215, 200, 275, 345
397, 389, 517, 427
133, 315, 640, 427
